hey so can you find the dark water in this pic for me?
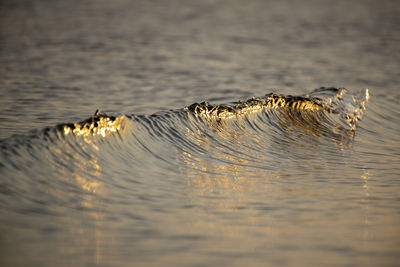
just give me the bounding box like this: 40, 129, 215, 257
1, 0, 400, 266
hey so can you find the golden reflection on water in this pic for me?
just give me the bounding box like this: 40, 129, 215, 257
73, 163, 102, 193
48, 114, 125, 264
71, 135, 110, 264
177, 110, 380, 266
73, 174, 105, 264
180, 122, 278, 238
179, 150, 384, 266
188, 95, 323, 122
63, 116, 124, 137
53, 126, 112, 264
360, 170, 371, 236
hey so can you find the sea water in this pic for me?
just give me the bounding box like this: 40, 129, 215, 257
1, 0, 400, 266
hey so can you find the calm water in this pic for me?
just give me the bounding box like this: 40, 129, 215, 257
1, 0, 400, 266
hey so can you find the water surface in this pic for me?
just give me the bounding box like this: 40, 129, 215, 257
1, 0, 400, 266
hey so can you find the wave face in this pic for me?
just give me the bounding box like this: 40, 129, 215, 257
0, 87, 369, 174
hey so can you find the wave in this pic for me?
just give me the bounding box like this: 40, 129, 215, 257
0, 86, 372, 219
0, 87, 369, 172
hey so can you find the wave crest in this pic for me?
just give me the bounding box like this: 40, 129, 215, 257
186, 87, 369, 130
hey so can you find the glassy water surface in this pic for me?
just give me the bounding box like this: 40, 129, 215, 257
1, 0, 400, 266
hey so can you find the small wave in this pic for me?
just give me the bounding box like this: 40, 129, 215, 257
0, 86, 371, 211
0, 87, 370, 146
0, 87, 369, 171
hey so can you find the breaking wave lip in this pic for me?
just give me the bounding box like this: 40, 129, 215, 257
185, 87, 369, 130
0, 87, 369, 154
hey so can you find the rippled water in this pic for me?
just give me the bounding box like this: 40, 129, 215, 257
1, 0, 400, 266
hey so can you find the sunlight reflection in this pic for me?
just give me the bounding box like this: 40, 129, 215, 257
360, 169, 371, 229
52, 126, 111, 264
63, 116, 124, 137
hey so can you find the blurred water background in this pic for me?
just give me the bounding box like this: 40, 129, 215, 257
1, 0, 400, 266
